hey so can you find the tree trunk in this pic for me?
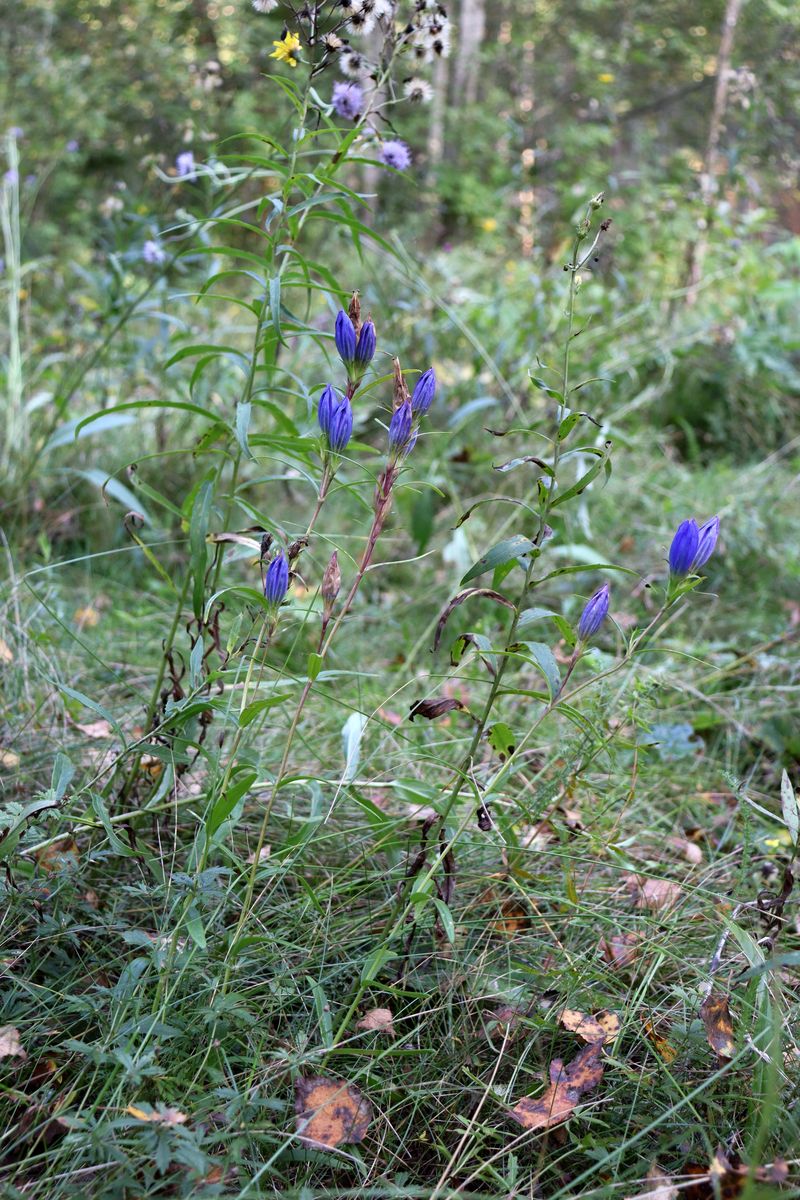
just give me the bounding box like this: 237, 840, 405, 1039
684, 0, 745, 305
452, 0, 486, 106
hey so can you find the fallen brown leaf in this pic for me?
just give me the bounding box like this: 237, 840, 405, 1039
74, 719, 113, 739
74, 605, 101, 629
559, 1008, 620, 1045
35, 837, 79, 873
356, 1007, 395, 1037
599, 931, 641, 970
643, 1018, 678, 1063
625, 1163, 678, 1200
294, 1076, 371, 1149
699, 993, 735, 1060
0, 1026, 27, 1060
510, 1041, 604, 1132
0, 749, 20, 769
626, 875, 682, 911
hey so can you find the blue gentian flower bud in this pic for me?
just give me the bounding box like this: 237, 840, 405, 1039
411, 367, 436, 414
327, 395, 353, 453
578, 583, 609, 643
577, 582, 610, 641
264, 552, 289, 606
668, 518, 699, 577
354, 319, 376, 366
388, 400, 413, 452
334, 310, 357, 364
317, 383, 339, 439
692, 516, 720, 570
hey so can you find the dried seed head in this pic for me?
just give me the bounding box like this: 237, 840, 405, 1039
348, 290, 362, 336
322, 551, 341, 609
260, 533, 274, 562
392, 357, 410, 409
287, 536, 309, 564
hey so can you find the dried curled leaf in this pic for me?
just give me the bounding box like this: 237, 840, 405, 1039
433, 587, 515, 652
682, 1148, 788, 1199
0, 1025, 27, 1060
699, 993, 735, 1061
295, 1076, 371, 1149
510, 1041, 605, 1132
409, 698, 468, 722
559, 1008, 620, 1045
356, 1007, 395, 1037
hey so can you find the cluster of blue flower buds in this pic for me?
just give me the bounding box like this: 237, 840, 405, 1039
317, 384, 353, 454
335, 309, 376, 381
668, 516, 720, 577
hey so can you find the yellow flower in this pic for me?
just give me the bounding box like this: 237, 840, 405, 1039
270, 31, 301, 67
481, 217, 498, 233
597, 72, 615, 83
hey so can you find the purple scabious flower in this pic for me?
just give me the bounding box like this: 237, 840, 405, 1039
577, 582, 610, 641
411, 367, 436, 414
66, 139, 80, 153
354, 318, 376, 366
176, 150, 195, 177
332, 81, 364, 121
388, 400, 413, 453
380, 139, 412, 171
142, 239, 166, 265
668, 518, 699, 577
334, 310, 357, 364
692, 516, 720, 570
264, 552, 290, 606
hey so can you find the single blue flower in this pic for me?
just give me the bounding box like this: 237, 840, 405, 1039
327, 396, 353, 453
577, 582, 610, 641
380, 139, 412, 171
668, 519, 699, 577
354, 319, 376, 366
411, 367, 436, 414
388, 400, 413, 453
334, 310, 357, 364
692, 516, 720, 570
264, 552, 290, 606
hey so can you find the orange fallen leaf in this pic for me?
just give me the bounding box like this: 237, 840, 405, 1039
356, 1007, 395, 1037
699, 993, 735, 1060
126, 1104, 188, 1126
0, 1025, 27, 1060
74, 605, 101, 629
643, 1018, 678, 1063
624, 1162, 678, 1200
510, 1041, 604, 1132
559, 1008, 620, 1045
599, 931, 641, 970
294, 1076, 372, 1149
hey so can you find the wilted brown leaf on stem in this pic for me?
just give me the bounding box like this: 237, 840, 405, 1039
510, 1041, 604, 1132
699, 993, 735, 1060
295, 1077, 372, 1149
